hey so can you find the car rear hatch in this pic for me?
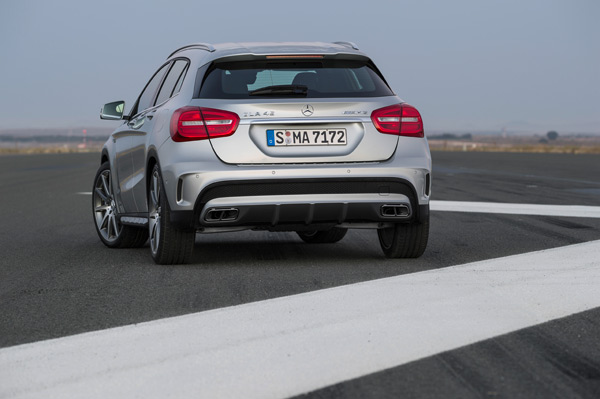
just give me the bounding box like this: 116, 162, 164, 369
193, 55, 402, 164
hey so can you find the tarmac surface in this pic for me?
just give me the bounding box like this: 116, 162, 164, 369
1, 151, 599, 398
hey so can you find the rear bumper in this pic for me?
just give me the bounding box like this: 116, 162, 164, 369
158, 141, 431, 231
167, 177, 429, 231
201, 193, 411, 227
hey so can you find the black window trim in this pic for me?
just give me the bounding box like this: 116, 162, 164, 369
170, 62, 189, 98
193, 62, 211, 99
129, 57, 190, 119
153, 57, 190, 108
129, 61, 171, 119
193, 56, 394, 99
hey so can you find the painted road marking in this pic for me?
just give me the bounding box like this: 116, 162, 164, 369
431, 200, 600, 218
1, 240, 599, 399
78, 191, 600, 219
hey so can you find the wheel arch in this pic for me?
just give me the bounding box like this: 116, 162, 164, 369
146, 147, 160, 197
100, 149, 110, 165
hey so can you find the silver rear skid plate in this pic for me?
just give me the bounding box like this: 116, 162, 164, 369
200, 194, 412, 226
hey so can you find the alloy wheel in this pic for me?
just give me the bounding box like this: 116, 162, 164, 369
93, 169, 121, 242
149, 168, 162, 255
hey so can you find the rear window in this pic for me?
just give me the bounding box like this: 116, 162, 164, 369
198, 59, 394, 99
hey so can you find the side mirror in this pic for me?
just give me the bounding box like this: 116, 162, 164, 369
100, 101, 126, 120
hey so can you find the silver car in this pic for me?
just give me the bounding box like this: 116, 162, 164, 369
93, 42, 431, 264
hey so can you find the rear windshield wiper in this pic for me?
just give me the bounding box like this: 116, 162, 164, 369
249, 85, 308, 96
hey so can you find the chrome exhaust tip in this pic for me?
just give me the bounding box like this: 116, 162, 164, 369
380, 204, 410, 218
204, 207, 239, 222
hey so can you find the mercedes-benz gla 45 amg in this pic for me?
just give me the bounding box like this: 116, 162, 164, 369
93, 42, 432, 264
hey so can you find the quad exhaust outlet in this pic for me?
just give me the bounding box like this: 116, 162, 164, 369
380, 204, 410, 218
204, 207, 240, 222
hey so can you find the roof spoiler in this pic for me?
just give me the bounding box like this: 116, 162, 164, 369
332, 41, 359, 50
168, 43, 216, 58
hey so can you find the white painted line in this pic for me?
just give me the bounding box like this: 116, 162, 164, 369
431, 200, 600, 218
79, 187, 600, 219
1, 241, 599, 399
78, 192, 600, 218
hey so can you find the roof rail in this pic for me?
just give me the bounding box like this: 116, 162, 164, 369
332, 41, 359, 50
168, 43, 216, 58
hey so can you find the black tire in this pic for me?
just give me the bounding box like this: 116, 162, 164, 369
377, 211, 429, 258
92, 162, 148, 248
297, 227, 348, 244
148, 164, 195, 265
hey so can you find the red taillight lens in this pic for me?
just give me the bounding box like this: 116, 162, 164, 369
371, 104, 424, 138
170, 107, 240, 142
371, 104, 402, 134
399, 104, 424, 137
171, 107, 206, 141
200, 108, 240, 138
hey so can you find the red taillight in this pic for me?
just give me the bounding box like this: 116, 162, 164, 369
170, 107, 240, 142
200, 108, 240, 138
170, 107, 205, 141
371, 104, 424, 138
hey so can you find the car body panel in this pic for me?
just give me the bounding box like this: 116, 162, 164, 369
185, 98, 403, 164
100, 41, 431, 234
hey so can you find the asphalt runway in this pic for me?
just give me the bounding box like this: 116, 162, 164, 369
1, 151, 599, 397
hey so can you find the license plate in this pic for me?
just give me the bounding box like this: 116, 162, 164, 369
267, 129, 347, 147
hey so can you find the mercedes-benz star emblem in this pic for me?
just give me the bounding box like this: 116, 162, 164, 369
301, 104, 314, 117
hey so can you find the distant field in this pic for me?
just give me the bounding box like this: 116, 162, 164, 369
0, 145, 103, 155
0, 130, 108, 155
428, 140, 600, 154
1, 134, 599, 155
428, 133, 600, 154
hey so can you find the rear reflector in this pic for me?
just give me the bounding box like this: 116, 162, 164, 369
170, 107, 240, 142
371, 104, 424, 137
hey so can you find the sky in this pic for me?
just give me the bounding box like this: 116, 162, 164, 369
1, 0, 598, 134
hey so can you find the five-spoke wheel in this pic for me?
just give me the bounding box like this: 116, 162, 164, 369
92, 162, 148, 248
149, 167, 162, 256
93, 165, 121, 243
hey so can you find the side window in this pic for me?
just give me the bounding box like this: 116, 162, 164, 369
172, 63, 189, 95
133, 63, 170, 116
155, 60, 189, 106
